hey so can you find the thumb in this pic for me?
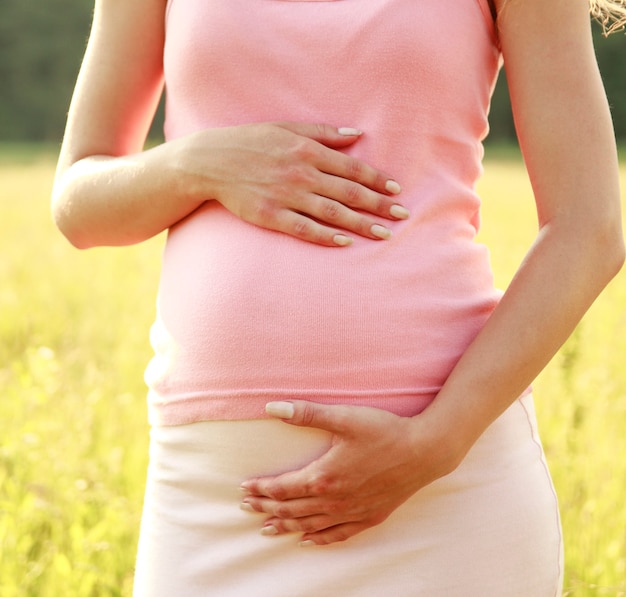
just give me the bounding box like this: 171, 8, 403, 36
265, 400, 349, 434
274, 121, 363, 148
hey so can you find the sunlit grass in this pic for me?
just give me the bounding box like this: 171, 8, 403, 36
0, 150, 162, 596
1, 146, 625, 595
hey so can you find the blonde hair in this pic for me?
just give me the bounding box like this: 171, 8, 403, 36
590, 0, 626, 34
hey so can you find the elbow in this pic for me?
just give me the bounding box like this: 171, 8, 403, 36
53, 223, 93, 251
51, 159, 109, 250
592, 215, 625, 283
52, 220, 95, 251
605, 207, 625, 276
551, 205, 626, 289
51, 191, 95, 251
609, 232, 626, 278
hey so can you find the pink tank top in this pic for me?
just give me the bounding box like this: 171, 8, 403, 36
145, 0, 503, 425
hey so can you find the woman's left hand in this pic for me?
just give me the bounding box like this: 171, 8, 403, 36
239, 400, 461, 546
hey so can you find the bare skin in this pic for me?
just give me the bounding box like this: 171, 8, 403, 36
54, 0, 624, 548
52, 0, 408, 249
239, 0, 625, 546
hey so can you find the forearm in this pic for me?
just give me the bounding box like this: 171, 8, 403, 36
418, 0, 626, 470
52, 141, 206, 249
417, 216, 624, 466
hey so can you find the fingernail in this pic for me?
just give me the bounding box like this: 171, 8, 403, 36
371, 224, 392, 240
298, 540, 316, 548
385, 180, 402, 195
333, 234, 353, 247
338, 127, 362, 136
389, 204, 410, 219
261, 525, 279, 536
265, 401, 295, 419
240, 502, 255, 512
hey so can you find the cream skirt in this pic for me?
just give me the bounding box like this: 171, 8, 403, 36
133, 394, 563, 596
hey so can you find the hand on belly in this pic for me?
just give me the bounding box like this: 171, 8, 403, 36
239, 399, 457, 546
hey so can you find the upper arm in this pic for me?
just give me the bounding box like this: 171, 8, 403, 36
494, 0, 621, 228
56, 0, 167, 175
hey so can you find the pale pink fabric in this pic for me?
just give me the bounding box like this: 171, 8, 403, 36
145, 0, 504, 425
133, 394, 563, 596
136, 7, 562, 593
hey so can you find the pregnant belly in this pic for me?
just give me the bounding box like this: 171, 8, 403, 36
146, 203, 500, 405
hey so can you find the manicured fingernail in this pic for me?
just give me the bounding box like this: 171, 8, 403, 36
371, 224, 392, 240
265, 401, 295, 419
261, 525, 279, 536
385, 180, 402, 194
298, 540, 316, 548
240, 502, 255, 512
338, 127, 362, 136
333, 234, 353, 247
389, 204, 410, 219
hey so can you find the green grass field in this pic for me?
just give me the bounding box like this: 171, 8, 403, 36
1, 146, 625, 596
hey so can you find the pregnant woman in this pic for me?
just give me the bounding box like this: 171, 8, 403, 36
52, 0, 625, 594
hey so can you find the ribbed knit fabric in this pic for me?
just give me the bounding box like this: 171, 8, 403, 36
145, 0, 504, 425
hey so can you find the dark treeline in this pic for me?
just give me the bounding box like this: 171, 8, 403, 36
1, 0, 625, 144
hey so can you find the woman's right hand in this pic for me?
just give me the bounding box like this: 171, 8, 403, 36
54, 0, 407, 249
174, 121, 409, 246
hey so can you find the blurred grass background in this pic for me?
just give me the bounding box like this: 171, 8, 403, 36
0, 145, 625, 596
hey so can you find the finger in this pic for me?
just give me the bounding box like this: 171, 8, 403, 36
269, 209, 355, 247
241, 460, 339, 501
265, 400, 357, 435
315, 145, 403, 198
274, 121, 364, 149
299, 195, 394, 241
275, 122, 404, 200
315, 173, 410, 223
261, 513, 337, 537
273, 196, 396, 243
241, 493, 345, 519
299, 521, 373, 546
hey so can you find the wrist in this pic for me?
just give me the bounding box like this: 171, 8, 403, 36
156, 136, 211, 207
407, 407, 470, 480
